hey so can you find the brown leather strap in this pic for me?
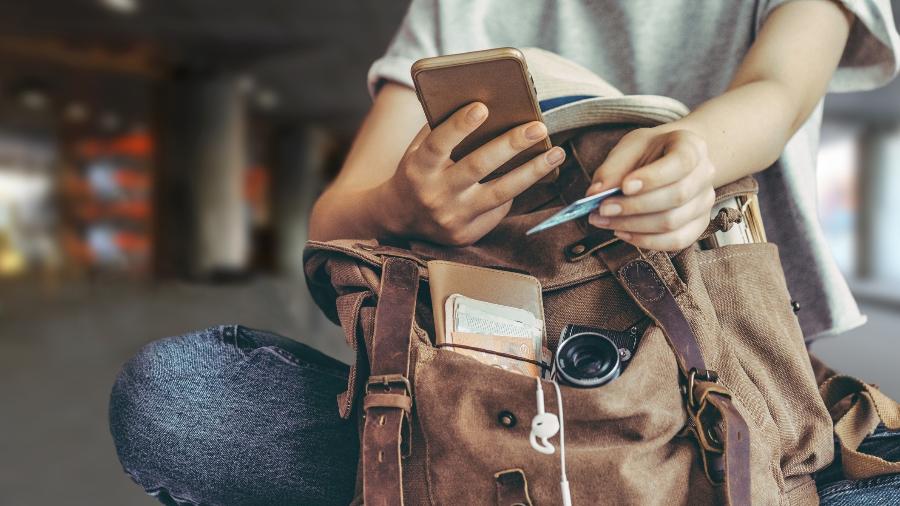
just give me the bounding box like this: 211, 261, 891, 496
494, 468, 534, 506
595, 241, 751, 506
709, 392, 752, 502
364, 393, 413, 413
362, 257, 419, 506
597, 241, 704, 372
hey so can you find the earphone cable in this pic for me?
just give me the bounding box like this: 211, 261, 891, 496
552, 379, 572, 506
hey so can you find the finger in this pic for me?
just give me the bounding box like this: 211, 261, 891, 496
455, 121, 549, 183
588, 198, 704, 234
587, 129, 654, 195
406, 123, 432, 153
468, 146, 566, 213
614, 214, 710, 252
414, 102, 488, 168
441, 201, 513, 246
596, 177, 714, 217
620, 138, 702, 195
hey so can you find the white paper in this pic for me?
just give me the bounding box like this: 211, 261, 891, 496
444, 294, 543, 352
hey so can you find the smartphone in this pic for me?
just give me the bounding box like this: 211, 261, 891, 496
411, 47, 553, 182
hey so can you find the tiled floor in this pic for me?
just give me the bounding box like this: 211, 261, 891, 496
0, 278, 896, 505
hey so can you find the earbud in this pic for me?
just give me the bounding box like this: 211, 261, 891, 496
530, 379, 560, 455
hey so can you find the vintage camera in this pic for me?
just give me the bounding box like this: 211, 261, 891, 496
553, 323, 644, 388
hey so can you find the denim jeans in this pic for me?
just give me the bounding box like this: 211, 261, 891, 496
110, 325, 900, 505
109, 325, 358, 506
816, 424, 900, 505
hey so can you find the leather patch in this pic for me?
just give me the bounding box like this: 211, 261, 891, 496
494, 468, 533, 506
621, 260, 666, 303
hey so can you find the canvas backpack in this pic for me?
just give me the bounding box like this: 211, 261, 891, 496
303, 49, 900, 505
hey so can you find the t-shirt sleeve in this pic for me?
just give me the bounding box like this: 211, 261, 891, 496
367, 0, 441, 97
758, 0, 900, 92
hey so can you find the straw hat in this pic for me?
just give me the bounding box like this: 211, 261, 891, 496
520, 47, 690, 134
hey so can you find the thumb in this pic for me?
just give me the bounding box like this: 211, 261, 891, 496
587, 130, 652, 195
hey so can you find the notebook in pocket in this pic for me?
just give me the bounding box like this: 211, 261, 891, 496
427, 260, 545, 346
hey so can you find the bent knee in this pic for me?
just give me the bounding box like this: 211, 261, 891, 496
109, 325, 357, 505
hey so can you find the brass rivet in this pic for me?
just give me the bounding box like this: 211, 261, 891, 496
571, 244, 586, 255
498, 411, 517, 428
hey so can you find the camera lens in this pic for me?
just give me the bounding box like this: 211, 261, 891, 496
554, 331, 621, 388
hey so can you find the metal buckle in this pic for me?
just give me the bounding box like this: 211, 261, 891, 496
687, 368, 719, 411
365, 373, 412, 397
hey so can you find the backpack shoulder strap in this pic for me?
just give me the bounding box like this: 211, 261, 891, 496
362, 257, 420, 506
820, 375, 900, 480
596, 240, 752, 506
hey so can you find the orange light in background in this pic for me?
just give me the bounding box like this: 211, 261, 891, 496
113, 170, 150, 193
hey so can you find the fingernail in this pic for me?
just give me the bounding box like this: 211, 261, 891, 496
615, 231, 632, 240
594, 215, 611, 226
600, 203, 622, 216
546, 147, 565, 165
587, 182, 604, 195
467, 104, 487, 123
525, 123, 547, 140
623, 179, 643, 194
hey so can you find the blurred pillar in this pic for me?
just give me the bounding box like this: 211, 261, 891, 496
857, 126, 877, 280
153, 72, 249, 279
858, 122, 900, 282
270, 126, 332, 277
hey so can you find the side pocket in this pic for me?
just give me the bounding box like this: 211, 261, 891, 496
687, 243, 834, 482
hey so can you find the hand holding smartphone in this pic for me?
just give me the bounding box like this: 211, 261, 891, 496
411, 47, 555, 182
376, 48, 565, 246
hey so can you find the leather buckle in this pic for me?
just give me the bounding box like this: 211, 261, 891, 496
364, 374, 414, 458
684, 368, 732, 485
365, 373, 412, 396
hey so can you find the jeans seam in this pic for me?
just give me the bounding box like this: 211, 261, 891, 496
263, 346, 349, 380
147, 486, 201, 506
227, 325, 348, 379
216, 324, 244, 353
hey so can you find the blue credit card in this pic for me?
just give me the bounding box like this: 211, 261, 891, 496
526, 188, 622, 235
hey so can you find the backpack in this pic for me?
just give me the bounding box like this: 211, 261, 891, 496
303, 48, 900, 505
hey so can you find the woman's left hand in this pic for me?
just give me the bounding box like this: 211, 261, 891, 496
587, 127, 716, 251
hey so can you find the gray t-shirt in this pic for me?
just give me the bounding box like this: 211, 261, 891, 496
368, 0, 900, 340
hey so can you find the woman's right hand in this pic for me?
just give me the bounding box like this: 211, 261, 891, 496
379, 102, 566, 246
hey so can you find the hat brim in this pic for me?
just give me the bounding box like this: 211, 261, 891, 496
542, 95, 690, 135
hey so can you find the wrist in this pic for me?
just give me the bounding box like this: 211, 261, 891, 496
653, 117, 707, 140
369, 180, 411, 240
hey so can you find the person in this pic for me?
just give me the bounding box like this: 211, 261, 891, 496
110, 1, 900, 504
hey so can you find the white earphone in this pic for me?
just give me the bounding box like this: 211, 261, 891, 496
529, 379, 560, 454
530, 377, 572, 506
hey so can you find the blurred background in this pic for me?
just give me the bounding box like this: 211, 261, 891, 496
0, 0, 897, 504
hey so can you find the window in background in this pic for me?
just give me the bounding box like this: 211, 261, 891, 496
0, 132, 58, 277
817, 121, 861, 277
870, 126, 900, 284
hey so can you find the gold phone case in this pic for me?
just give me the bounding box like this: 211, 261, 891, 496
411, 48, 553, 182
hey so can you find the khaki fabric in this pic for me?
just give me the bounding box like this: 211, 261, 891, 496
304, 124, 839, 505
820, 375, 900, 480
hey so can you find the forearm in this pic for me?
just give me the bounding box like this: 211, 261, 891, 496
309, 183, 397, 242
659, 79, 800, 188
658, 0, 852, 188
